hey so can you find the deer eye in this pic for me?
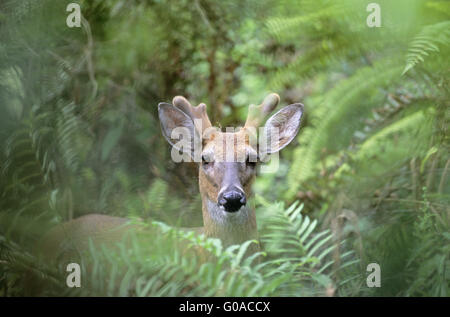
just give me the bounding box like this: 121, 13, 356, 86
202, 154, 213, 166
246, 155, 257, 168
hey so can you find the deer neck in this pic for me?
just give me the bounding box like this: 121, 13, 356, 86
201, 195, 258, 248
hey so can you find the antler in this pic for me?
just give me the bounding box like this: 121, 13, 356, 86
244, 93, 280, 129
172, 96, 212, 136
172, 93, 279, 134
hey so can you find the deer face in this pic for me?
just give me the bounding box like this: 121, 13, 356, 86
198, 129, 257, 212
159, 94, 303, 214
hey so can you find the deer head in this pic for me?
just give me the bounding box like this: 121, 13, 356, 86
158, 93, 303, 246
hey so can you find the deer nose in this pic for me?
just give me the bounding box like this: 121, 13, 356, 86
218, 191, 246, 213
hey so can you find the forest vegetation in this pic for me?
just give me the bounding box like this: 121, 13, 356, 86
0, 0, 449, 296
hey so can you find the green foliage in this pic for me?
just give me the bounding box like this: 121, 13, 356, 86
403, 21, 450, 75
0, 201, 348, 296
258, 201, 357, 296
101, 201, 354, 297
0, 0, 448, 297
405, 190, 450, 296
261, 0, 449, 297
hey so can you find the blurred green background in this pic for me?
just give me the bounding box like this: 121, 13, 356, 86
0, 0, 449, 296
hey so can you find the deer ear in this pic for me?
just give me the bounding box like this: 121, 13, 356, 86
158, 103, 199, 158
260, 103, 304, 154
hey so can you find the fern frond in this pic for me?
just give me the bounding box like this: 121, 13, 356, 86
286, 59, 403, 199
403, 21, 450, 75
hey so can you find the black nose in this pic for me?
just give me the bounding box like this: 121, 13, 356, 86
218, 191, 246, 212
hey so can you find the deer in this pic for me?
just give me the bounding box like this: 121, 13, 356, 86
158, 93, 303, 253
25, 93, 304, 294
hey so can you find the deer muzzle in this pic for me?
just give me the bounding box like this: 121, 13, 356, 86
218, 187, 247, 212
